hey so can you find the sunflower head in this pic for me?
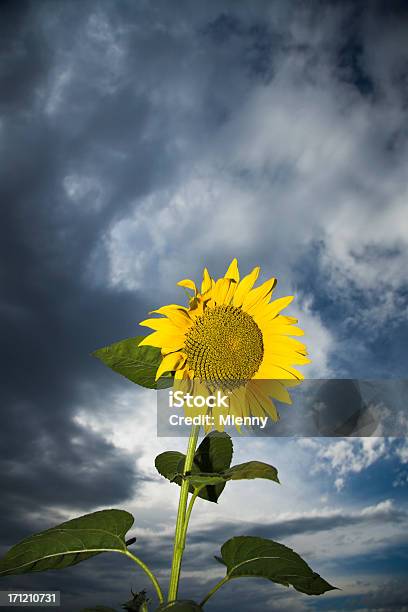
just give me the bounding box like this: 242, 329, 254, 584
139, 259, 310, 430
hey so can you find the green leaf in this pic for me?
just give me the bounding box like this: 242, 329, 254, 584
155, 451, 185, 483
0, 509, 134, 576
216, 536, 336, 596
92, 336, 171, 389
185, 460, 279, 490
155, 438, 278, 501
224, 461, 279, 483
185, 474, 227, 488
156, 601, 202, 611
191, 431, 234, 503
193, 431, 233, 474
155, 432, 233, 503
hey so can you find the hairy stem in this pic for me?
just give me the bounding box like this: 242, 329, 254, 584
167, 424, 200, 601
124, 549, 164, 603
199, 576, 230, 607
179, 487, 200, 551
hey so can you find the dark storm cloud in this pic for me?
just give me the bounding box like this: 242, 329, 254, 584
0, 0, 291, 544
0, 1, 48, 112
187, 501, 407, 549
351, 579, 408, 611
0, 0, 165, 546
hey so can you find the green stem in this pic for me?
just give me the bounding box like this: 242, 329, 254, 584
179, 487, 200, 550
125, 550, 164, 603
168, 424, 200, 601
199, 576, 230, 607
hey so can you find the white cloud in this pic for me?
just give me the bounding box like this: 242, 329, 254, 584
335, 477, 345, 492
102, 174, 262, 292
101, 170, 334, 375
396, 441, 408, 464
73, 385, 190, 526
247, 498, 398, 526
290, 296, 334, 376
95, 21, 408, 347
299, 436, 408, 491
316, 438, 388, 480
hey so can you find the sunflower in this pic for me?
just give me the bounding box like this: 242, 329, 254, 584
139, 259, 310, 429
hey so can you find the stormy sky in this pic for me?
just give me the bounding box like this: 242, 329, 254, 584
0, 1, 408, 610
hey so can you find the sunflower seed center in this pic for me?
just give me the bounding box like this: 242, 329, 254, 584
184, 304, 263, 386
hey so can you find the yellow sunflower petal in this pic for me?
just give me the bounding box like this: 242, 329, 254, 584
283, 316, 298, 324
246, 382, 280, 421
150, 304, 188, 315
241, 391, 251, 418
212, 277, 235, 305
224, 258, 240, 282
166, 310, 193, 330
263, 337, 308, 355
139, 318, 179, 333
155, 351, 186, 381
245, 385, 267, 418
204, 417, 214, 434
275, 314, 302, 327
232, 266, 260, 307
201, 268, 213, 294
263, 335, 308, 354
253, 295, 294, 324
267, 322, 305, 336
281, 378, 303, 388
212, 405, 226, 432
254, 362, 304, 380
228, 387, 247, 432
177, 279, 197, 294
188, 296, 205, 317
174, 366, 190, 380
241, 277, 277, 313
257, 379, 292, 404
262, 397, 279, 421
229, 387, 245, 418
138, 331, 185, 351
